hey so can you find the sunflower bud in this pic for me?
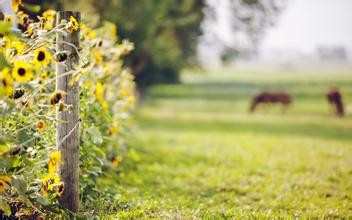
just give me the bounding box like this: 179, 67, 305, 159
36, 120, 46, 132
50, 91, 66, 105
59, 102, 65, 112
13, 89, 25, 99
55, 52, 68, 62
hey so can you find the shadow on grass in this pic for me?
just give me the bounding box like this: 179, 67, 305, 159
147, 81, 352, 101
138, 116, 352, 142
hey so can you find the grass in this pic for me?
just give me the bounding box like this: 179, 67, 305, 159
106, 69, 352, 219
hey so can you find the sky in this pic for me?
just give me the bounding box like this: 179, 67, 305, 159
199, 0, 352, 66
261, 0, 352, 55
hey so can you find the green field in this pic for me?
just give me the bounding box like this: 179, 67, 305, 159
109, 70, 352, 219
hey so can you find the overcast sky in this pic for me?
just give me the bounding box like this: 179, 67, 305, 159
261, 0, 352, 54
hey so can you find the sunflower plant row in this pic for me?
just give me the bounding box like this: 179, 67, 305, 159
0, 6, 135, 218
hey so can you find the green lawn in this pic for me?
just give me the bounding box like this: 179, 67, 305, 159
108, 70, 352, 219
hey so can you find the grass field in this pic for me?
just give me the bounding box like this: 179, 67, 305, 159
108, 70, 352, 219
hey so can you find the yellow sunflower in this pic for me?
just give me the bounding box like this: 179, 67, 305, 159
111, 156, 122, 168
25, 24, 34, 37
108, 124, 120, 136
12, 40, 26, 56
12, 61, 33, 83
36, 120, 46, 133
4, 38, 27, 56
103, 22, 117, 41
92, 48, 103, 64
48, 150, 61, 174
4, 15, 13, 24
67, 16, 79, 33
0, 68, 13, 97
42, 10, 56, 30
126, 95, 136, 109
81, 23, 96, 40
17, 11, 29, 27
33, 47, 52, 67
41, 172, 61, 195
0, 37, 10, 50
0, 175, 11, 193
42, 9, 56, 20
12, 0, 22, 12
95, 82, 105, 101
95, 82, 109, 111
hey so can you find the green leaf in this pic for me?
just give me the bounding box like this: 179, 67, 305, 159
22, 3, 41, 13
12, 176, 27, 196
0, 21, 11, 34
0, 53, 10, 69
0, 157, 11, 169
86, 126, 103, 145
92, 146, 105, 158
35, 197, 50, 207
17, 129, 34, 147
0, 198, 11, 216
0, 143, 10, 155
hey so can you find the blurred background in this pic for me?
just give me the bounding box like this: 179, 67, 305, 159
17, 0, 352, 89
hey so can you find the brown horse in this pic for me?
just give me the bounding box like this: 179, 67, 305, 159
249, 91, 292, 113
326, 88, 345, 117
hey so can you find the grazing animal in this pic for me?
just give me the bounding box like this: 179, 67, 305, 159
249, 91, 292, 113
326, 88, 345, 117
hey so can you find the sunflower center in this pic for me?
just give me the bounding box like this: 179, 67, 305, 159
2, 79, 7, 87
37, 51, 46, 61
18, 68, 26, 76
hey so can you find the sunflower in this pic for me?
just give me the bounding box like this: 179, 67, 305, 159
33, 47, 52, 67
25, 23, 34, 37
0, 175, 11, 193
67, 16, 79, 33
104, 22, 117, 41
42, 10, 56, 30
48, 150, 61, 174
95, 82, 108, 110
36, 120, 46, 133
4, 15, 13, 23
50, 90, 65, 105
0, 68, 13, 97
41, 173, 61, 195
0, 37, 10, 50
108, 124, 119, 136
92, 48, 103, 64
5, 39, 27, 56
40, 72, 49, 80
12, 60, 33, 83
12, 0, 22, 12
13, 88, 25, 99
126, 95, 136, 109
111, 156, 122, 168
81, 23, 96, 40
42, 10, 56, 20
95, 82, 105, 102
16, 11, 29, 26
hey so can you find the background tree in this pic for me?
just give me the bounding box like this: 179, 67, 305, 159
43, 0, 285, 89
55, 0, 205, 90
200, 0, 287, 64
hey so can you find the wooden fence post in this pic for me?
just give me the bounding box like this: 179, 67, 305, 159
56, 11, 81, 212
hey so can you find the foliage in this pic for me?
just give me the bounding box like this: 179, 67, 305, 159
0, 4, 135, 218
50, 0, 205, 89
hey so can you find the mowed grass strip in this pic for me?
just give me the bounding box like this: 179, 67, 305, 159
108, 70, 352, 219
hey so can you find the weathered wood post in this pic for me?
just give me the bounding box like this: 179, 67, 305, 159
56, 11, 80, 212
